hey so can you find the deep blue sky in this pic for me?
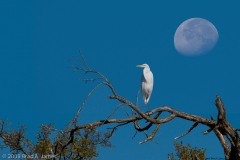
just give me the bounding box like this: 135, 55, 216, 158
1, 1, 240, 159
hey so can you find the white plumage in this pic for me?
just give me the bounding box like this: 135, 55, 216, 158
136, 64, 154, 104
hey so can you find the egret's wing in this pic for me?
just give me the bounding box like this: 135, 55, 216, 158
140, 69, 154, 104
145, 71, 153, 104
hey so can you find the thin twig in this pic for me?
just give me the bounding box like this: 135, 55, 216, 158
70, 51, 110, 83
79, 51, 90, 70
139, 124, 161, 144
121, 106, 130, 118
203, 128, 213, 135
174, 122, 199, 139
78, 77, 103, 83
132, 131, 138, 139
70, 83, 103, 126
136, 88, 141, 107
203, 125, 219, 135
107, 122, 131, 137
103, 103, 125, 124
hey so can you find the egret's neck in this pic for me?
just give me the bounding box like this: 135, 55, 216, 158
143, 67, 150, 73
143, 67, 151, 81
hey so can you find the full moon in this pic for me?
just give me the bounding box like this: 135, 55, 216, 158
174, 18, 218, 56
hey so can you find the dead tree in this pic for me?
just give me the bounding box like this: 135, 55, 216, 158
0, 52, 239, 159
68, 52, 240, 160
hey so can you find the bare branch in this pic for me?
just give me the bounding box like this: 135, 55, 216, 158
107, 122, 131, 138
69, 66, 87, 72
79, 51, 90, 70
61, 131, 74, 152
70, 51, 110, 83
78, 77, 103, 83
132, 131, 138, 139
66, 53, 240, 160
174, 122, 199, 140
109, 94, 215, 126
214, 129, 231, 159
215, 94, 226, 120
226, 134, 235, 147
103, 103, 126, 124
139, 124, 161, 144
203, 127, 214, 135
133, 112, 161, 132
121, 106, 130, 118
1, 53, 240, 160
194, 154, 200, 160
71, 82, 103, 126
203, 117, 217, 135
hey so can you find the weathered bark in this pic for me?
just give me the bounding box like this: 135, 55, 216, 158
67, 95, 239, 159
213, 95, 240, 160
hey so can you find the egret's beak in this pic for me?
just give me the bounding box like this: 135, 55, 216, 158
136, 64, 143, 68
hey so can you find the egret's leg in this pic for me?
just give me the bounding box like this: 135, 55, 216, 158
145, 103, 149, 112
136, 88, 141, 107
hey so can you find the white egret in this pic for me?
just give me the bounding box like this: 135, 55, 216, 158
136, 64, 154, 104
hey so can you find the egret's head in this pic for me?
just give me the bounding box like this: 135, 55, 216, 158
136, 63, 149, 68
